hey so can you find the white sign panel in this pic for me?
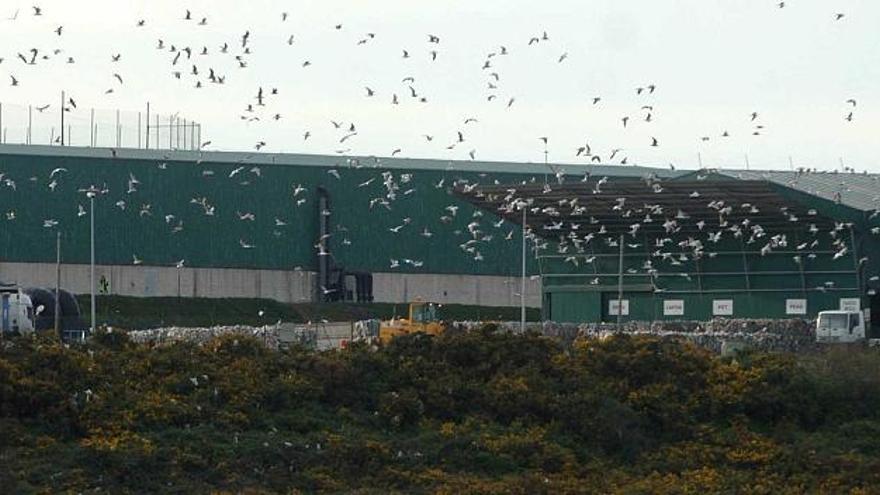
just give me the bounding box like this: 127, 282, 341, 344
786, 299, 807, 315
713, 299, 734, 316
840, 298, 861, 312
663, 299, 685, 316
608, 299, 630, 316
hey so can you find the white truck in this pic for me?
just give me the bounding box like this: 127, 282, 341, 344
0, 284, 36, 335
815, 310, 879, 345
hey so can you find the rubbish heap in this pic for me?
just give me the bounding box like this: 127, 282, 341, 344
125, 318, 818, 354
127, 324, 281, 349
541, 318, 816, 353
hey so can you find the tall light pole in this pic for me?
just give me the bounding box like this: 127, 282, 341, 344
521, 203, 527, 334
79, 185, 101, 334
89, 191, 95, 334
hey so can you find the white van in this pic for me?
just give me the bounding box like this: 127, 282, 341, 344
0, 286, 36, 335
816, 310, 865, 344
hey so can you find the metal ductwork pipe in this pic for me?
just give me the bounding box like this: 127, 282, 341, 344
317, 187, 330, 302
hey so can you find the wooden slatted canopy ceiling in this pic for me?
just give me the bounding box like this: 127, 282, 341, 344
455, 179, 840, 238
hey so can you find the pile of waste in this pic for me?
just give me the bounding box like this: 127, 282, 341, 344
125, 317, 818, 354
454, 318, 816, 353
127, 325, 281, 348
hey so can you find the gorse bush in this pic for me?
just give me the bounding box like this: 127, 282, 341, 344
1, 330, 879, 493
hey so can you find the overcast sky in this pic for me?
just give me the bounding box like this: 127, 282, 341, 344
0, 0, 876, 172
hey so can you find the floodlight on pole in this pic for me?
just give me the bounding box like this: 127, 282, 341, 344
79, 185, 103, 334
520, 201, 527, 334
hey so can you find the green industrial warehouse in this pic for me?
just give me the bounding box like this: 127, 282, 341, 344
0, 144, 877, 330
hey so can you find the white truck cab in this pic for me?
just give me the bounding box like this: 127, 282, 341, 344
0, 285, 36, 335
816, 310, 865, 344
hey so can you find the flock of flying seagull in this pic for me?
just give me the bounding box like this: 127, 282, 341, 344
0, 5, 875, 290
475, 169, 879, 292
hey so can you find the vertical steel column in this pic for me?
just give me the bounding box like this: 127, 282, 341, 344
54, 232, 61, 337
738, 237, 751, 291
617, 233, 624, 329
850, 225, 862, 301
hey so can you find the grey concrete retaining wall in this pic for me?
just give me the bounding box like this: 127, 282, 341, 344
0, 262, 541, 307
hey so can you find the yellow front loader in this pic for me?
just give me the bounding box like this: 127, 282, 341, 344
379, 300, 446, 344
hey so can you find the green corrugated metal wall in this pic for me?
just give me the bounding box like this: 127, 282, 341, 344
2, 149, 877, 323
0, 151, 556, 276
